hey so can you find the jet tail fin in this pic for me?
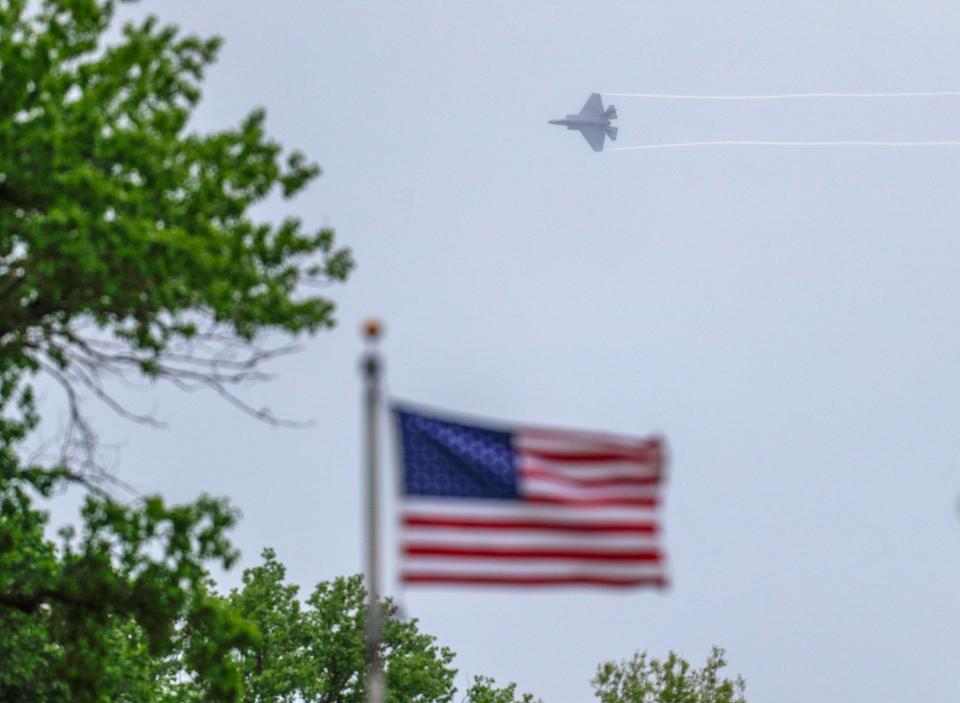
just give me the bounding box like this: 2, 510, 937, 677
604, 126, 618, 141
603, 105, 617, 119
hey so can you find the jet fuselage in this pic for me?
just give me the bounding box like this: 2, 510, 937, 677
548, 116, 613, 129
549, 94, 618, 151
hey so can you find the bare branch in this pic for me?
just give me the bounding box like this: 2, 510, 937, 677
55, 350, 166, 427
28, 321, 314, 482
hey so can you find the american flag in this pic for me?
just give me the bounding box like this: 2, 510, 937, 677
394, 405, 668, 588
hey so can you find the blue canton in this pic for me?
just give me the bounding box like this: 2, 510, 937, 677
396, 408, 518, 499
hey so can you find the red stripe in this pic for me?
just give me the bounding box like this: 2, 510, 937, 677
404, 545, 663, 562
524, 495, 659, 508
519, 448, 661, 464
402, 573, 668, 588
402, 515, 659, 534
520, 468, 661, 488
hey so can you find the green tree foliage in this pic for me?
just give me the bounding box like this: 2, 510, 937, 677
0, 0, 352, 372
0, 0, 353, 699
592, 647, 746, 703
0, 0, 352, 441
0, 485, 257, 702
463, 676, 539, 703
225, 549, 458, 703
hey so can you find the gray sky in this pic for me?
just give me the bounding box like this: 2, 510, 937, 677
45, 2, 960, 701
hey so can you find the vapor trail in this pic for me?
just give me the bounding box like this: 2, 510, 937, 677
607, 140, 960, 151
602, 91, 960, 100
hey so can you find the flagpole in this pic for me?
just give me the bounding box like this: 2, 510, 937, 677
361, 318, 385, 703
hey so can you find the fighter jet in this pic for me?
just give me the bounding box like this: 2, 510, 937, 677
549, 93, 618, 152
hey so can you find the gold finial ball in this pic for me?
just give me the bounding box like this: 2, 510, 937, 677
362, 317, 383, 341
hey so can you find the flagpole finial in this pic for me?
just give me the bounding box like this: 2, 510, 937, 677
362, 317, 383, 343
361, 317, 383, 380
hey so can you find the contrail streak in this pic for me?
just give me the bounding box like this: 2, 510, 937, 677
602, 91, 960, 100
607, 140, 960, 151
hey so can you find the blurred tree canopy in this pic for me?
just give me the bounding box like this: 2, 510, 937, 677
195, 551, 541, 703
592, 647, 746, 703
0, 545, 541, 702
226, 549, 459, 703
0, 0, 352, 698
463, 677, 540, 703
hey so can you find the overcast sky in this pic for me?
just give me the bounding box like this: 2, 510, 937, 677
44, 2, 960, 701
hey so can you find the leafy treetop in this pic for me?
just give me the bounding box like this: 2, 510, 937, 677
227, 548, 458, 703
0, 0, 353, 450
592, 647, 747, 703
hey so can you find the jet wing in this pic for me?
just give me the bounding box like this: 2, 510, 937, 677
579, 127, 606, 152
578, 92, 604, 117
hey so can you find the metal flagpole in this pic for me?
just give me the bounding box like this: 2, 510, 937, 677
361, 318, 385, 703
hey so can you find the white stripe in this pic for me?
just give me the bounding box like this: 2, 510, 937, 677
520, 478, 659, 501
401, 498, 659, 523
518, 456, 661, 479
401, 558, 666, 578
401, 528, 659, 549
516, 431, 658, 455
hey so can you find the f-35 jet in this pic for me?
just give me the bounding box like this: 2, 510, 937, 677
549, 93, 618, 152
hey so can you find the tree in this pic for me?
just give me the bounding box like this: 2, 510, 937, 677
225, 549, 458, 703
0, 0, 353, 698
0, 485, 257, 702
463, 677, 539, 703
0, 0, 352, 447
591, 647, 746, 703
